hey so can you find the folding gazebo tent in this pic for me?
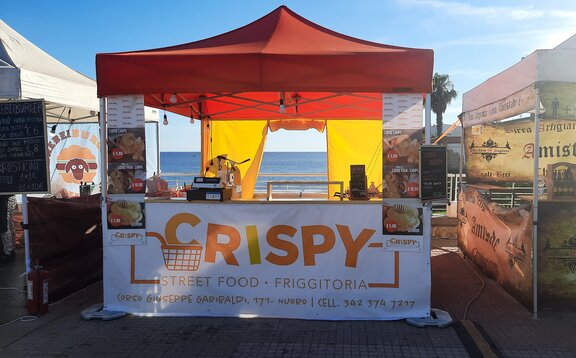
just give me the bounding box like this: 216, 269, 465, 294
96, 6, 432, 97
0, 20, 98, 123
96, 6, 432, 99
1, 17, 100, 254
0, 19, 160, 185
0, 20, 158, 291
460, 34, 576, 317
96, 5, 433, 198
95, 6, 436, 320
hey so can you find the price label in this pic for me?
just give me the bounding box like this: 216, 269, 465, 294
131, 178, 145, 192
206, 192, 221, 200
386, 150, 399, 163
384, 219, 397, 232
109, 214, 123, 227
112, 148, 124, 160
406, 182, 419, 197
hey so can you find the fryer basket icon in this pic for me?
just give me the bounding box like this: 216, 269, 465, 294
161, 243, 203, 271
148, 230, 204, 271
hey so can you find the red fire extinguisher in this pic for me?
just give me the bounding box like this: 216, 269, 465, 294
27, 265, 49, 315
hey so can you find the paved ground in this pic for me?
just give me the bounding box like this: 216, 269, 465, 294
1, 234, 575, 357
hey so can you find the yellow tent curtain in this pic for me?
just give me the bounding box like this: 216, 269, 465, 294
204, 119, 381, 200
200, 118, 212, 175
209, 120, 268, 199
326, 120, 382, 200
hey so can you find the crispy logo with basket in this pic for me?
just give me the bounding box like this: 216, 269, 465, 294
161, 241, 203, 271
151, 213, 204, 271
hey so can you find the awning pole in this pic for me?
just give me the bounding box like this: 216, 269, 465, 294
22, 194, 30, 273
99, 97, 107, 204
99, 97, 108, 307
425, 94, 432, 144
458, 118, 465, 197
532, 84, 540, 320
156, 121, 160, 173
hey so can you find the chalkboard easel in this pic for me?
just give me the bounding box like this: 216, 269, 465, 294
419, 145, 448, 202
0, 99, 50, 194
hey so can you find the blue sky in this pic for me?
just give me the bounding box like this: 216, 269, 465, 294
3, 0, 576, 151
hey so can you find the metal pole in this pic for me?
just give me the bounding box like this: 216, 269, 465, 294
22, 194, 30, 273
99, 98, 107, 203
459, 118, 465, 196
156, 121, 160, 174
99, 97, 108, 307
425, 94, 432, 145
422, 93, 435, 318
532, 85, 540, 320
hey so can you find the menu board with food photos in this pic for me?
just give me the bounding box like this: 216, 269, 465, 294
382, 94, 424, 252
105, 95, 146, 245
382, 128, 422, 199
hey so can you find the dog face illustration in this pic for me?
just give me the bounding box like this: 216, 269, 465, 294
65, 158, 89, 180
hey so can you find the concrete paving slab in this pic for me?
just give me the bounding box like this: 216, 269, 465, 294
1, 223, 575, 357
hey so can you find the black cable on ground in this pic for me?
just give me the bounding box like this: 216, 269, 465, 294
431, 245, 486, 321
431, 245, 501, 357
0, 287, 26, 294
0, 315, 37, 327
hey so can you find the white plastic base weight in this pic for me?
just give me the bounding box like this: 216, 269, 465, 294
405, 308, 453, 328
81, 303, 126, 321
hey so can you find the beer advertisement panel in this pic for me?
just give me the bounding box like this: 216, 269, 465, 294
465, 118, 576, 182
457, 186, 533, 307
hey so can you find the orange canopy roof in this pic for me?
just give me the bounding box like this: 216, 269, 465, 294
96, 6, 433, 120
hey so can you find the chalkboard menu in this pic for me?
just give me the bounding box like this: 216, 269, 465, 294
0, 100, 50, 194
349, 164, 368, 200
419, 145, 447, 201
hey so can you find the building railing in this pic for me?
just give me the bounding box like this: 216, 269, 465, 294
266, 181, 344, 201
158, 172, 481, 208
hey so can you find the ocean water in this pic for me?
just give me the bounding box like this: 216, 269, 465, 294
160, 152, 328, 193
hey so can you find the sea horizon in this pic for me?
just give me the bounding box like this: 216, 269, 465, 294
160, 150, 327, 153
160, 151, 328, 193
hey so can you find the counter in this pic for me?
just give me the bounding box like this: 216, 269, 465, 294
102, 199, 432, 319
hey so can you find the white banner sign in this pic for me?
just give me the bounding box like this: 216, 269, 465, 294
461, 85, 536, 127
103, 203, 430, 320
383, 94, 423, 129
104, 95, 147, 245
107, 95, 145, 128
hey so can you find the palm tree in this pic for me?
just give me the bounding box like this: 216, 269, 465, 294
431, 73, 457, 139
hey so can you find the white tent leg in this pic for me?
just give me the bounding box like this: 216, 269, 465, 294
22, 194, 30, 273
425, 93, 432, 144
458, 119, 465, 196
532, 85, 540, 320
99, 97, 108, 309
